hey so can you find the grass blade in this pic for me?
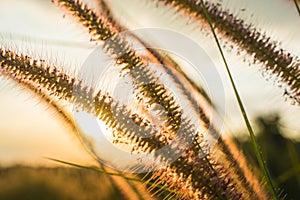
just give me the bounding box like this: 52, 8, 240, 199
46, 157, 142, 182
46, 158, 178, 195
198, 0, 279, 199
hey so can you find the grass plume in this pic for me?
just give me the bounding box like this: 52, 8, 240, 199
152, 0, 300, 105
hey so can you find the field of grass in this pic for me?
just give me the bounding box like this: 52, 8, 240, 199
0, 166, 124, 200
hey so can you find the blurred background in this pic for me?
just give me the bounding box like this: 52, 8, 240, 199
0, 0, 299, 199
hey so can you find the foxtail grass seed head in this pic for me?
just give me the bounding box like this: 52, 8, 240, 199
72, 26, 227, 171
0, 0, 284, 199
153, 0, 300, 105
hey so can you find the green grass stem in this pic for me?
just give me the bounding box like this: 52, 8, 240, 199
199, 1, 279, 199
46, 158, 175, 195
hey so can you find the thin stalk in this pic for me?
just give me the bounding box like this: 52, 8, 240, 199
199, 0, 279, 199
47, 158, 142, 181
47, 158, 175, 194
293, 0, 300, 15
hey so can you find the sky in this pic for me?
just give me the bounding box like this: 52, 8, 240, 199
0, 0, 299, 166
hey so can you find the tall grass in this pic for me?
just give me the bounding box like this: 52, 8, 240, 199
1, 0, 299, 199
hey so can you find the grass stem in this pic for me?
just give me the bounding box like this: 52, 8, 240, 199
199, 1, 279, 199
47, 158, 176, 194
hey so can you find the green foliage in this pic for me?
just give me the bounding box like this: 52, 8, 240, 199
236, 114, 300, 200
